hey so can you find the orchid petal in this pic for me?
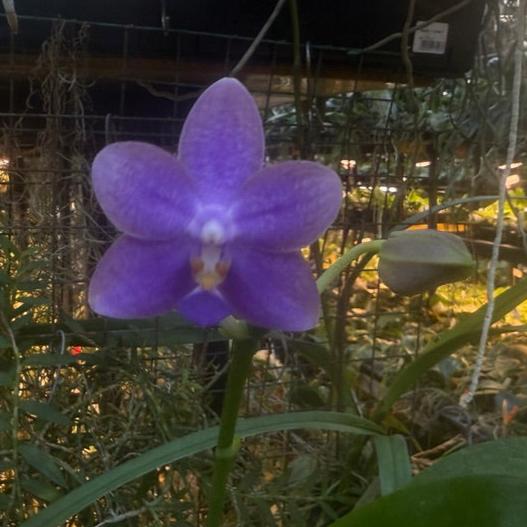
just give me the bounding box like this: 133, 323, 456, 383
220, 247, 320, 331
92, 142, 196, 240
89, 235, 195, 318
178, 78, 264, 198
233, 161, 342, 251
178, 290, 232, 326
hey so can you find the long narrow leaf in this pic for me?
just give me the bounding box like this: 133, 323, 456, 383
19, 444, 67, 488
21, 411, 383, 527
373, 277, 527, 420
17, 313, 225, 347
373, 435, 412, 496
20, 400, 70, 427
21, 479, 63, 502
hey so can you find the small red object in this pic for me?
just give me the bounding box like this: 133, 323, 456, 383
70, 346, 82, 356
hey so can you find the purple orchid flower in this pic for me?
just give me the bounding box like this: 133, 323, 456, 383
88, 78, 341, 331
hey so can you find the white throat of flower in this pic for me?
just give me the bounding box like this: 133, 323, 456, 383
191, 220, 230, 291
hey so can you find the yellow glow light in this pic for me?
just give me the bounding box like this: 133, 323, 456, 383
0, 158, 9, 193
505, 174, 521, 188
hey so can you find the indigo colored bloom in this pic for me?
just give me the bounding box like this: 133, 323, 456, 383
89, 78, 341, 330
378, 229, 474, 296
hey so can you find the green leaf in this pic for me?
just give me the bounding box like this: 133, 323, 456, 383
21, 479, 63, 502
0, 270, 11, 285
287, 455, 318, 487
21, 411, 384, 527
414, 437, 527, 484
0, 460, 15, 472
332, 437, 527, 527
287, 338, 336, 379
16, 296, 49, 307
20, 400, 70, 427
0, 235, 20, 258
17, 261, 46, 276
374, 276, 527, 420
353, 478, 381, 509
0, 368, 14, 386
0, 412, 11, 433
22, 352, 100, 367
11, 312, 34, 331
0, 493, 11, 509
287, 338, 355, 408
17, 314, 224, 347
19, 444, 67, 488
289, 384, 327, 408
16, 280, 47, 292
0, 335, 11, 348
329, 475, 527, 527
11, 298, 49, 318
373, 435, 412, 496
390, 196, 500, 233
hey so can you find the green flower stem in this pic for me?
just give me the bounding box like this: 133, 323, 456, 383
316, 240, 384, 294
206, 337, 258, 527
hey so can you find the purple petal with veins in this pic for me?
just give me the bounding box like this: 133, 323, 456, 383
89, 235, 195, 318
92, 142, 196, 240
234, 161, 342, 251
178, 78, 265, 200
220, 246, 320, 331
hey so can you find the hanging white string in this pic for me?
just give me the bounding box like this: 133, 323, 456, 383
460, 0, 526, 407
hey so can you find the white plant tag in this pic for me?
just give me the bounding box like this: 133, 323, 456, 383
412, 21, 449, 55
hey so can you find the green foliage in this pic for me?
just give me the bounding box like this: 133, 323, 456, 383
19, 443, 67, 488
0, 235, 221, 522
19, 400, 71, 427
19, 265, 527, 526
21, 411, 383, 527
331, 437, 527, 527
330, 475, 527, 527
373, 435, 412, 496
412, 437, 527, 483
374, 276, 527, 420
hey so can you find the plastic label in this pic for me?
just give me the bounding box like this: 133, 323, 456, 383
412, 21, 449, 55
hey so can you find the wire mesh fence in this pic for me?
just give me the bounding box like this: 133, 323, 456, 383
0, 3, 526, 525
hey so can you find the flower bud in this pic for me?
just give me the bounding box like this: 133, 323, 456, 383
378, 230, 474, 296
